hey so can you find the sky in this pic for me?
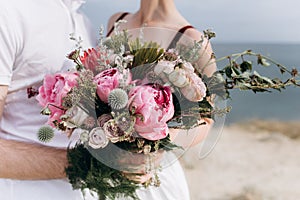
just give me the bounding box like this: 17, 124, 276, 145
81, 0, 300, 43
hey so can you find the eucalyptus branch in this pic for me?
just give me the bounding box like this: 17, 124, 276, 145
216, 49, 298, 76
246, 51, 294, 74
202, 48, 300, 98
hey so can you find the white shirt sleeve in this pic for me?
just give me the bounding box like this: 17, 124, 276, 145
0, 7, 20, 86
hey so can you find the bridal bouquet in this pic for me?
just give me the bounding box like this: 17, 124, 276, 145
34, 28, 299, 200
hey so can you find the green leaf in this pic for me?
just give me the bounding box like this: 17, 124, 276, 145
235, 82, 252, 90
257, 55, 270, 66
225, 66, 233, 78
253, 71, 273, 84
240, 61, 252, 72
131, 42, 164, 67
66, 144, 140, 200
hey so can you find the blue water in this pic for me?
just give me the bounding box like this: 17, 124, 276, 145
212, 43, 300, 124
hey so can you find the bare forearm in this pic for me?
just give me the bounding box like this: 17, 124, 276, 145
170, 118, 213, 148
0, 85, 67, 180
0, 85, 8, 121
0, 138, 67, 180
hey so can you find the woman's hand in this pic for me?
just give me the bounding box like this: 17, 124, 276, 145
169, 118, 214, 149
119, 149, 164, 184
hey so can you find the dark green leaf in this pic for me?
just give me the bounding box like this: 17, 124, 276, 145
240, 61, 252, 73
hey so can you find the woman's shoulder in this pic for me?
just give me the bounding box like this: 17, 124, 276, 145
181, 26, 213, 49
106, 12, 130, 31
182, 26, 205, 42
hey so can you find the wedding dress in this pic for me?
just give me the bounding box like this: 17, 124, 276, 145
106, 13, 193, 200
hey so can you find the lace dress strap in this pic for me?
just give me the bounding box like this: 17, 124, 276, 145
167, 25, 194, 50
106, 12, 130, 37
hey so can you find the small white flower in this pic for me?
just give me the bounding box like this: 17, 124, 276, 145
79, 130, 89, 143
124, 55, 134, 63
182, 62, 195, 74
88, 127, 109, 149
114, 55, 123, 67
154, 60, 175, 76
168, 67, 189, 88
66, 106, 89, 127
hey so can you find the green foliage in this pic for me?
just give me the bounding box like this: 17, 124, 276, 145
210, 50, 300, 98
129, 41, 164, 68
240, 61, 252, 73
176, 41, 202, 63
65, 134, 178, 200
115, 135, 179, 153
169, 91, 214, 129
66, 144, 139, 200
203, 72, 229, 100
126, 40, 165, 80
95, 95, 112, 118
104, 30, 130, 54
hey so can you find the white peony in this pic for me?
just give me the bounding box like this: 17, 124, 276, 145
168, 67, 189, 88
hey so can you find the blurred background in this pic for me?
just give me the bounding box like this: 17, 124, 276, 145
83, 0, 300, 43
81, 1, 300, 199
81, 0, 300, 124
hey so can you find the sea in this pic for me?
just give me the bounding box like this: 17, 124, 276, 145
212, 43, 300, 124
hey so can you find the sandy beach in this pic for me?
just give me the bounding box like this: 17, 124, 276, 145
180, 120, 300, 200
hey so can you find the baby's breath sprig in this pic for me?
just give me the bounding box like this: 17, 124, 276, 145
69, 33, 83, 49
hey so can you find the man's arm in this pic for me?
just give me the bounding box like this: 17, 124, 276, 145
0, 85, 67, 180
0, 85, 8, 121
0, 139, 67, 180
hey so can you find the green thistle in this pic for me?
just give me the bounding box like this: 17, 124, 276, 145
108, 88, 128, 110
37, 126, 54, 143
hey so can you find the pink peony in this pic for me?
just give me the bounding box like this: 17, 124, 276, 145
36, 72, 79, 126
94, 68, 131, 103
180, 73, 207, 102
128, 84, 174, 141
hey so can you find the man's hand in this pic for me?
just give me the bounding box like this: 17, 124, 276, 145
119, 150, 164, 184
0, 85, 8, 121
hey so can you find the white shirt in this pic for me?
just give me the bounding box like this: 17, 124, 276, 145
0, 0, 97, 199
0, 0, 96, 147
0, 2, 190, 199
